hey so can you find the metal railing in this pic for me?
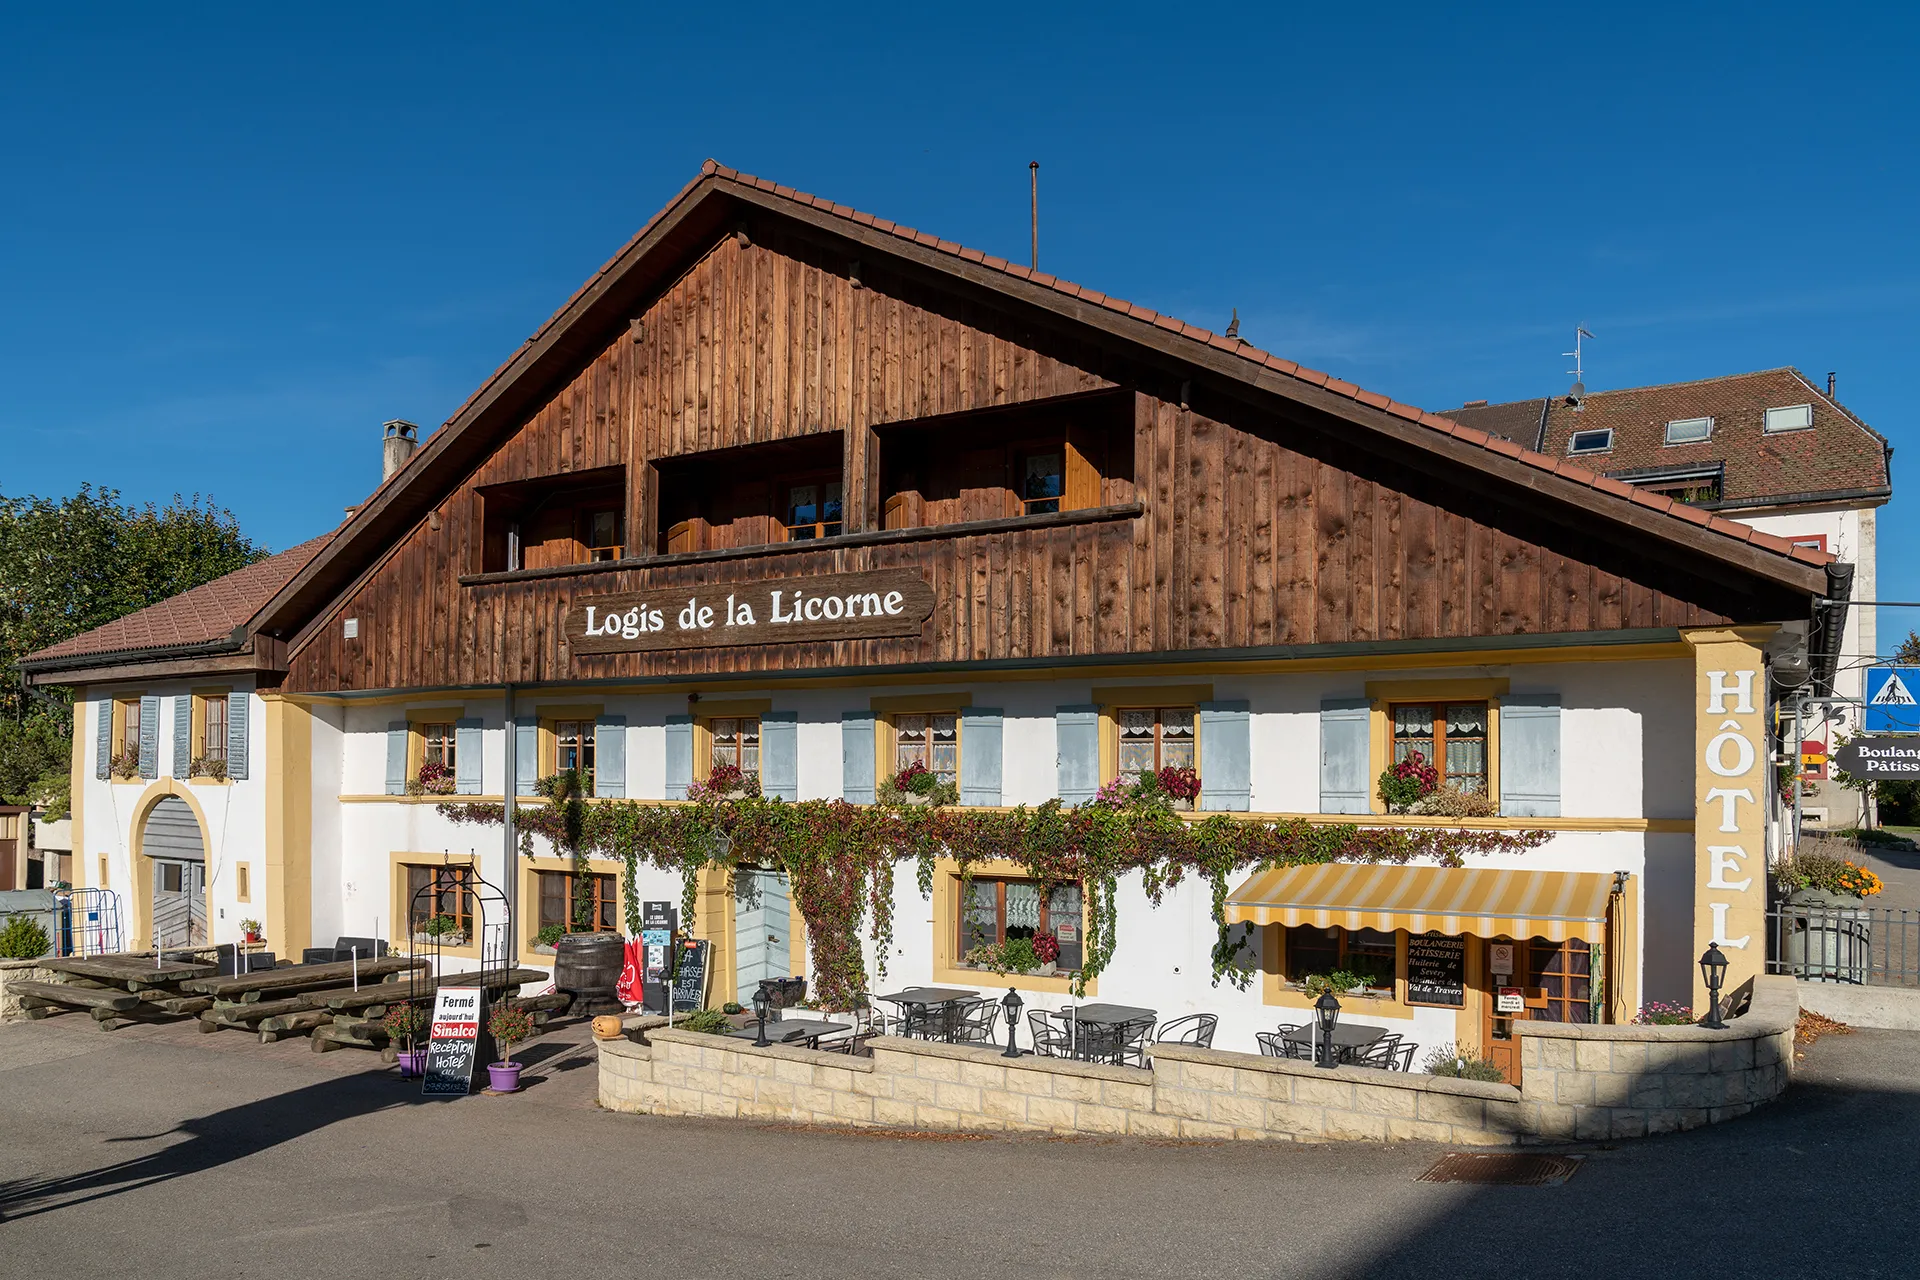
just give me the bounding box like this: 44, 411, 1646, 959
1767, 903, 1920, 988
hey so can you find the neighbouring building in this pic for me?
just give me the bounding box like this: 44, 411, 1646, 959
20, 163, 1851, 1077
1449, 372, 1893, 827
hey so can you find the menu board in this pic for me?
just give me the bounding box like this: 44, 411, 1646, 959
670, 939, 711, 1013
1406, 934, 1466, 1008
422, 986, 486, 1095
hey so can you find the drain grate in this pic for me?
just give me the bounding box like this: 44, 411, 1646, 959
1417, 1153, 1584, 1187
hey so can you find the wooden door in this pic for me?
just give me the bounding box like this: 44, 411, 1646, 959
732, 869, 792, 1002
1481, 936, 1525, 1085
152, 859, 206, 948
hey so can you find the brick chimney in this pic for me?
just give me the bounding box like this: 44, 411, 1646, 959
382, 420, 419, 481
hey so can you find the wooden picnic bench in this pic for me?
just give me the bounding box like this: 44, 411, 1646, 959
180, 956, 426, 1001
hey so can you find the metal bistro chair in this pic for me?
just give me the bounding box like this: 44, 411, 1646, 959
899, 1001, 948, 1041
952, 998, 1000, 1045
1154, 1013, 1218, 1049
1392, 1040, 1418, 1073
1270, 1022, 1314, 1061
1255, 1031, 1286, 1058
1352, 1033, 1402, 1071
1106, 1016, 1156, 1068
821, 993, 888, 1054
1028, 1009, 1071, 1057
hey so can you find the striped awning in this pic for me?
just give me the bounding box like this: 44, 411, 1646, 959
1224, 864, 1613, 943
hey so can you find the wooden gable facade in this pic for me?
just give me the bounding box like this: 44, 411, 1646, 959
272, 170, 1823, 695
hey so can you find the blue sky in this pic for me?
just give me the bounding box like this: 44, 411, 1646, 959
2, 4, 1913, 646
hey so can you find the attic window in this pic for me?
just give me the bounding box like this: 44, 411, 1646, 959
1765, 404, 1814, 433
1568, 429, 1613, 456
1664, 416, 1714, 445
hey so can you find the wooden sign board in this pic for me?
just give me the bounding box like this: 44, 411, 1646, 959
567, 569, 934, 655
422, 986, 486, 1096
670, 939, 711, 1013
1405, 933, 1466, 1008
1495, 986, 1525, 1015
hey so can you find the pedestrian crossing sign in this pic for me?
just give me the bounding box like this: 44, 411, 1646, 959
1865, 668, 1920, 732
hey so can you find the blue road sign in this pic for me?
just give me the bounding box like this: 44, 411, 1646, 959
1865, 667, 1920, 733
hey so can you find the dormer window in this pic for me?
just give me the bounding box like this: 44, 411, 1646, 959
784, 481, 844, 540
1019, 451, 1064, 515
1568, 429, 1613, 456
1765, 404, 1814, 433
1664, 416, 1713, 445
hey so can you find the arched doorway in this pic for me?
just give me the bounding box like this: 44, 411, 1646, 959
141, 795, 207, 948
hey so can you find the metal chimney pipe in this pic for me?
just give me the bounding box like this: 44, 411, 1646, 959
1827, 372, 1837, 400
1029, 161, 1039, 271
382, 420, 420, 481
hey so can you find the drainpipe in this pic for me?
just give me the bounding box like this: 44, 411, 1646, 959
503, 683, 518, 967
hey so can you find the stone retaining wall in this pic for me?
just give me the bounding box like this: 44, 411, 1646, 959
596, 976, 1800, 1145
0, 958, 58, 1022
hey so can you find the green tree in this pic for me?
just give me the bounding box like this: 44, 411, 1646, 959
1894, 630, 1920, 665
0, 486, 266, 811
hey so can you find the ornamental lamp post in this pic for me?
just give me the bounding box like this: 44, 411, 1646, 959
1001, 988, 1025, 1058
1698, 942, 1729, 1030
1314, 992, 1341, 1068
751, 982, 772, 1047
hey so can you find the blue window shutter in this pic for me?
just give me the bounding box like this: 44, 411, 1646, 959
595, 714, 626, 797
762, 711, 799, 801
138, 695, 160, 779
514, 716, 538, 792
1319, 697, 1371, 815
1198, 701, 1251, 812
1056, 705, 1100, 805
172, 696, 191, 778
455, 717, 484, 795
385, 722, 409, 795
959, 709, 1004, 807
841, 711, 876, 803
95, 699, 112, 779
664, 715, 694, 800
225, 694, 248, 780
1500, 695, 1562, 818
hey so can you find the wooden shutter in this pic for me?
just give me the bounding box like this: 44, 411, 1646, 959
1055, 705, 1100, 805
761, 711, 799, 801
138, 695, 160, 779
841, 711, 876, 804
1198, 701, 1251, 812
95, 699, 112, 779
385, 722, 409, 795
664, 715, 694, 800
1319, 697, 1371, 814
514, 716, 537, 791
959, 708, 1004, 807
455, 717, 484, 795
595, 713, 626, 797
1499, 695, 1562, 818
226, 694, 248, 780
172, 696, 192, 778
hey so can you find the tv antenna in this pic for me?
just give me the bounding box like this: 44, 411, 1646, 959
1563, 326, 1595, 408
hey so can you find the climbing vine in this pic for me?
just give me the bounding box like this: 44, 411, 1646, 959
439, 792, 1548, 1011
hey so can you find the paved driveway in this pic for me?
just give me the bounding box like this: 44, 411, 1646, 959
0, 1014, 1914, 1278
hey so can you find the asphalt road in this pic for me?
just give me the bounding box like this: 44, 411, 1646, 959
1, 1013, 1915, 1278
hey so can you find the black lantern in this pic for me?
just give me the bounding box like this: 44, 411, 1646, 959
1001, 988, 1024, 1058
1314, 992, 1342, 1068
751, 983, 772, 1046
1698, 942, 1729, 1030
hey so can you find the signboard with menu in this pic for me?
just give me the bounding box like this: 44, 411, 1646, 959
670, 938, 712, 1013
422, 986, 486, 1096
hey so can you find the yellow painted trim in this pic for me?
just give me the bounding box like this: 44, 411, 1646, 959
127, 778, 212, 951
1364, 677, 1510, 701
405, 705, 468, 722
688, 698, 773, 719
929, 857, 1097, 998
869, 692, 974, 713
1680, 626, 1779, 647
271, 639, 1694, 707
520, 854, 625, 952
694, 862, 737, 1005
264, 698, 314, 958
390, 851, 485, 961
1262, 922, 1415, 1018
69, 702, 85, 887
236, 862, 252, 904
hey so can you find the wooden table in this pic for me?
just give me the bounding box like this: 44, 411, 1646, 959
181, 956, 426, 1001
45, 955, 217, 990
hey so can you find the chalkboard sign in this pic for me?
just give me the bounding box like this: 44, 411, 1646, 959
422, 986, 486, 1095
1406, 934, 1466, 1008
670, 939, 711, 1013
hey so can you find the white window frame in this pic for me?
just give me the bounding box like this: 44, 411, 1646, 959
1663, 416, 1714, 445
1764, 404, 1814, 434
1568, 428, 1613, 456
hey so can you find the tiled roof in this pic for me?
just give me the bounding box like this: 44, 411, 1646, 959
25, 534, 334, 664
1447, 370, 1890, 510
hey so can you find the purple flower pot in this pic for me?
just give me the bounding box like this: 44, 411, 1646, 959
487, 1062, 523, 1093
396, 1050, 426, 1078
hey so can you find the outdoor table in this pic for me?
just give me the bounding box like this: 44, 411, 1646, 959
875, 987, 979, 1041
1280, 1022, 1389, 1064
1061, 1003, 1157, 1062
726, 1018, 851, 1049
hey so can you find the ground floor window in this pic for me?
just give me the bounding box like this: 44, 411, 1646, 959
406, 864, 475, 941
957, 877, 1084, 970
537, 869, 616, 934
1282, 925, 1397, 994
1525, 937, 1593, 1024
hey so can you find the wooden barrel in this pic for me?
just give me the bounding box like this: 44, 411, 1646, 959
552, 933, 624, 1015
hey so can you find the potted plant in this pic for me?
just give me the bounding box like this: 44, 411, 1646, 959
1379, 751, 1439, 813
486, 1003, 536, 1092
689, 763, 760, 802
879, 760, 959, 808
1032, 931, 1061, 975
189, 754, 228, 781
108, 747, 142, 781
239, 917, 263, 944
408, 760, 456, 796
1157, 765, 1201, 811
384, 1003, 429, 1077
964, 937, 1041, 976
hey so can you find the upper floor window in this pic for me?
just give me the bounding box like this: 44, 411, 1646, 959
199, 694, 229, 765
118, 697, 143, 759
1117, 706, 1196, 780
422, 721, 455, 771
475, 465, 624, 574
554, 719, 595, 790
1568, 429, 1613, 455
711, 717, 760, 775
895, 712, 959, 786
784, 480, 844, 540
1019, 450, 1064, 515
1663, 416, 1713, 445
1765, 404, 1814, 433
1393, 702, 1488, 794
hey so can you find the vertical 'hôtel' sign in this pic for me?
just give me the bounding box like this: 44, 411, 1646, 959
566, 569, 935, 654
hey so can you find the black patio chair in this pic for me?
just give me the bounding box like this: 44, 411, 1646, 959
1028, 1009, 1070, 1057
1154, 1013, 1218, 1049
1352, 1034, 1402, 1070
1255, 1031, 1286, 1058
952, 998, 1000, 1044
1392, 1040, 1418, 1072
1105, 1016, 1156, 1067
1271, 1022, 1314, 1060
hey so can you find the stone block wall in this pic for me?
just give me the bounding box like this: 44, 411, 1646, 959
0, 958, 58, 1022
